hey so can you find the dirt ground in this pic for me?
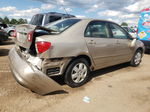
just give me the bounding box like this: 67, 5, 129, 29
0, 39, 150, 112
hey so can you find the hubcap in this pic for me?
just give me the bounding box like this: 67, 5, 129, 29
134, 52, 142, 65
71, 63, 88, 83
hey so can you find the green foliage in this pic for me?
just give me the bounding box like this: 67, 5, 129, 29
0, 17, 3, 23
0, 16, 28, 25
18, 18, 27, 24
10, 19, 18, 24
3, 17, 10, 24
121, 22, 128, 26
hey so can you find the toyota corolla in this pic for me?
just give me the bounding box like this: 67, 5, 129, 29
9, 18, 145, 95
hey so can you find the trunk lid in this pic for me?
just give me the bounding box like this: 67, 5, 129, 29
14, 24, 36, 49
14, 24, 53, 56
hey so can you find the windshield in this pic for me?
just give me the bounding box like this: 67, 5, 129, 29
45, 19, 81, 34
30, 14, 44, 26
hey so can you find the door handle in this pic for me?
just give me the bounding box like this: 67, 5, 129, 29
116, 40, 121, 44
88, 40, 96, 44
116, 42, 121, 44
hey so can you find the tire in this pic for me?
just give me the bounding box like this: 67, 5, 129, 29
64, 58, 90, 88
130, 49, 142, 67
9, 30, 14, 36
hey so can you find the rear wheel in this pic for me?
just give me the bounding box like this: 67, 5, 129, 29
130, 50, 142, 67
64, 58, 90, 88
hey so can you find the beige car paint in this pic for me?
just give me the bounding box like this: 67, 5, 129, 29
9, 18, 145, 95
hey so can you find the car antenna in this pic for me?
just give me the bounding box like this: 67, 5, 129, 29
59, 0, 70, 18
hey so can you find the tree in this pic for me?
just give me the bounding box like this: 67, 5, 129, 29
3, 16, 10, 24
0, 17, 28, 25
24, 19, 28, 24
10, 18, 18, 24
18, 18, 28, 24
0, 17, 3, 23
121, 22, 128, 26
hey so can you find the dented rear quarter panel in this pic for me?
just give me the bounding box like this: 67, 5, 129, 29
36, 19, 93, 59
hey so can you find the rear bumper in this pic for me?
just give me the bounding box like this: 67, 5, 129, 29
9, 47, 62, 95
141, 40, 150, 49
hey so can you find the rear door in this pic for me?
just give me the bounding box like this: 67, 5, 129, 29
108, 23, 133, 63
84, 21, 117, 69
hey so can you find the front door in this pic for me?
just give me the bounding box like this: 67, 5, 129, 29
108, 23, 133, 64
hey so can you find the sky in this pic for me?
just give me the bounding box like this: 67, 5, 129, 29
0, 0, 149, 26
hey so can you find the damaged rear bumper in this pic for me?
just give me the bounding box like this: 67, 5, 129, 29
8, 47, 62, 95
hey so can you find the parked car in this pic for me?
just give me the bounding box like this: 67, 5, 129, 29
122, 26, 137, 38
29, 12, 75, 26
9, 18, 145, 95
0, 23, 15, 36
0, 29, 9, 43
4, 25, 16, 36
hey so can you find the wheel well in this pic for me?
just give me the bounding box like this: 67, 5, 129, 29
9, 30, 14, 33
66, 55, 92, 69
137, 47, 143, 53
63, 55, 92, 76
74, 55, 92, 66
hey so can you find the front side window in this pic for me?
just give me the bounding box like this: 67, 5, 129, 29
123, 27, 135, 33
85, 21, 109, 38
110, 23, 128, 39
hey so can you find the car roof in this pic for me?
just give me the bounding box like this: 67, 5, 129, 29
35, 12, 75, 17
66, 18, 118, 24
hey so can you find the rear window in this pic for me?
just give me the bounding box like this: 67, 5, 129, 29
45, 19, 81, 34
30, 14, 44, 26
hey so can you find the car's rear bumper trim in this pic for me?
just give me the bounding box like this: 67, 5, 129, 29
8, 47, 62, 95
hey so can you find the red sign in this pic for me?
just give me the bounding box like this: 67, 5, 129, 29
141, 8, 150, 12
142, 22, 150, 27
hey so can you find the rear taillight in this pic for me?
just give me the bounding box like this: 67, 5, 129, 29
36, 41, 51, 54
12, 30, 17, 38
27, 31, 33, 42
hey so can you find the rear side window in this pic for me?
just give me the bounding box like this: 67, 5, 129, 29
85, 21, 109, 38
109, 23, 128, 39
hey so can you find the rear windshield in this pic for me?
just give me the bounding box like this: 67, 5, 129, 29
45, 19, 81, 34
30, 14, 44, 26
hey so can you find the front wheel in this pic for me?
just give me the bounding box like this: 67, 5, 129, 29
64, 58, 90, 88
130, 50, 142, 67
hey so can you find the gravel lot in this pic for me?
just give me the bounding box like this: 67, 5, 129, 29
0, 39, 150, 112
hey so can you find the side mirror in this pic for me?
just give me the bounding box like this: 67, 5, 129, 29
128, 33, 137, 40
130, 38, 137, 47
